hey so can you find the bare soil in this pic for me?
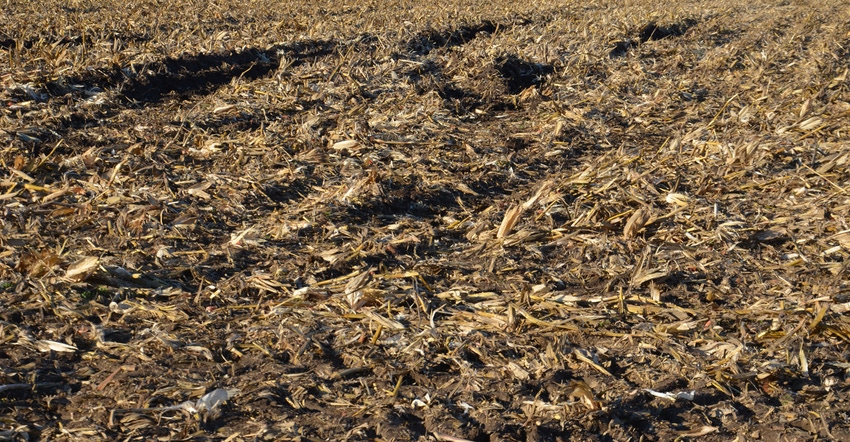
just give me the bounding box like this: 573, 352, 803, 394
2, 0, 850, 440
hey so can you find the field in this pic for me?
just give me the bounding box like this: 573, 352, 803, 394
2, 0, 850, 440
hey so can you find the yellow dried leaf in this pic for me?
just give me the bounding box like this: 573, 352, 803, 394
567, 380, 601, 410
799, 98, 812, 119
664, 193, 690, 207
65, 256, 99, 282
798, 116, 823, 131
633, 268, 668, 285
345, 268, 373, 294
522, 182, 551, 209
37, 340, 77, 353
455, 183, 479, 196
623, 207, 651, 239
213, 104, 236, 114
832, 231, 850, 250
497, 205, 523, 239
49, 207, 76, 218
675, 426, 718, 437
332, 139, 360, 151
507, 362, 530, 381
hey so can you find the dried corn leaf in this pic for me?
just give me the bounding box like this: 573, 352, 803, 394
623, 207, 651, 239
664, 193, 690, 207
37, 340, 77, 353
345, 268, 373, 294
675, 426, 718, 437
798, 116, 823, 131
567, 381, 601, 410
332, 139, 360, 151
632, 268, 668, 285
497, 205, 523, 239
65, 256, 99, 282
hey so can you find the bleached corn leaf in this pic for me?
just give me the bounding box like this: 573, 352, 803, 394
573, 349, 612, 377
229, 226, 261, 247
664, 193, 690, 207
196, 388, 240, 413
65, 256, 100, 282
344, 268, 373, 294
567, 381, 601, 410
15, 83, 47, 101
832, 302, 850, 313
17, 132, 42, 143
623, 207, 651, 239
832, 231, 850, 250
177, 400, 199, 414
341, 174, 375, 203
800, 344, 809, 377
9, 167, 35, 183
817, 151, 850, 174
455, 182, 479, 196
0, 189, 21, 201
644, 389, 695, 401
798, 116, 823, 131
212, 104, 236, 114
292, 286, 329, 300
503, 228, 547, 246
109, 301, 135, 314
332, 139, 360, 151
364, 310, 405, 330
186, 181, 212, 200
506, 362, 530, 381
246, 273, 285, 294
185, 345, 214, 360
346, 290, 364, 310
753, 229, 784, 242
828, 67, 848, 88
155, 246, 173, 259
60, 146, 99, 170
632, 268, 668, 285
675, 426, 718, 437
497, 205, 523, 239
411, 398, 429, 409
522, 182, 551, 210
531, 283, 549, 295
37, 340, 77, 353
699, 340, 743, 359
799, 98, 812, 119
321, 247, 347, 264
458, 402, 474, 413
649, 281, 661, 302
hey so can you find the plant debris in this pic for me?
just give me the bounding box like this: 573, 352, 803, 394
2, 0, 850, 440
